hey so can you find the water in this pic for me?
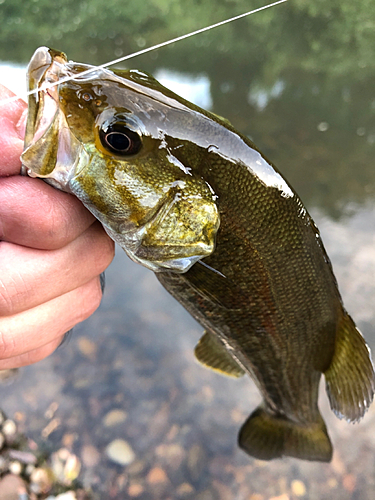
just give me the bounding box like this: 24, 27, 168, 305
1, 1, 375, 498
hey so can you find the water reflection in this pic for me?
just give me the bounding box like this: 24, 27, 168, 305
0, 62, 26, 99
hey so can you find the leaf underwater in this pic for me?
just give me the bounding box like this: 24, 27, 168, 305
21, 47, 375, 462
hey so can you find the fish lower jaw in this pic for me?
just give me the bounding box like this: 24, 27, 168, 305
129, 251, 203, 273
100, 224, 202, 273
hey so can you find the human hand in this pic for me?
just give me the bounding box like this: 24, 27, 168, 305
0, 84, 115, 369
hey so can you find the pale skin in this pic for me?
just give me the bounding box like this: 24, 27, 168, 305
0, 84, 115, 369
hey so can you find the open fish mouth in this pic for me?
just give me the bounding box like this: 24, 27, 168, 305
21, 47, 90, 192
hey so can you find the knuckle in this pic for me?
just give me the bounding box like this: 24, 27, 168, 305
86, 278, 104, 314
0, 285, 13, 316
0, 329, 16, 360
75, 278, 103, 322
0, 273, 28, 317
100, 233, 115, 270
86, 224, 115, 274
36, 198, 71, 249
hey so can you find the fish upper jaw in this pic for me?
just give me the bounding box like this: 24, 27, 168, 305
21, 47, 90, 192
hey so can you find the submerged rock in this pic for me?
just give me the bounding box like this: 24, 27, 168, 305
105, 439, 135, 466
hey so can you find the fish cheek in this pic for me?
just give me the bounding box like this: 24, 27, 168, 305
71, 153, 164, 228
138, 188, 220, 260
71, 161, 116, 220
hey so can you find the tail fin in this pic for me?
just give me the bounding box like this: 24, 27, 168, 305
325, 313, 375, 422
238, 406, 332, 462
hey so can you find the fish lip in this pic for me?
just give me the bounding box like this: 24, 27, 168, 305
23, 47, 68, 151
21, 47, 90, 189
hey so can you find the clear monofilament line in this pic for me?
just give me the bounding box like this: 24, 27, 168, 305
0, 0, 287, 106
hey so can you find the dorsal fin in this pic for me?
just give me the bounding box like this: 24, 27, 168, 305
194, 331, 245, 378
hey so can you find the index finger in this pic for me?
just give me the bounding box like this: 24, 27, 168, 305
0, 175, 95, 250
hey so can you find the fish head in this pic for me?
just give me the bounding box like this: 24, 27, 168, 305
22, 47, 220, 272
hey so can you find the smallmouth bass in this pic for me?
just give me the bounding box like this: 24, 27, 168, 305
21, 47, 375, 462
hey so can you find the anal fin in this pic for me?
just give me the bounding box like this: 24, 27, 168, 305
238, 406, 333, 462
194, 330, 245, 378
324, 313, 375, 422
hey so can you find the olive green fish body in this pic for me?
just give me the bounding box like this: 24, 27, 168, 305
22, 47, 375, 462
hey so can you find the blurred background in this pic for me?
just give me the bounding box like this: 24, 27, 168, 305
1, 0, 375, 498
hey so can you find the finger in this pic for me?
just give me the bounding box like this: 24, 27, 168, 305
0, 84, 26, 176
0, 336, 64, 370
0, 176, 95, 249
0, 222, 114, 316
0, 276, 103, 365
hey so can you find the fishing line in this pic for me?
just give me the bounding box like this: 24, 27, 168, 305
0, 0, 287, 106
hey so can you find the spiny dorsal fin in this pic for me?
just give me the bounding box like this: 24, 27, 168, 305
194, 330, 245, 378
324, 313, 375, 422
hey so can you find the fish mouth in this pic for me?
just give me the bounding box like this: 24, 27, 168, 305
21, 47, 89, 192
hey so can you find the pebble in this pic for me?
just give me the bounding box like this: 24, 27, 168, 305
8, 449, 37, 465
0, 474, 27, 500
146, 466, 169, 484
330, 453, 346, 475
195, 489, 216, 500
8, 461, 22, 475
105, 439, 135, 466
2, 420, 17, 438
0, 456, 8, 474
155, 443, 185, 469
291, 480, 306, 497
127, 483, 144, 497
50, 448, 81, 485
103, 409, 127, 427
41, 418, 61, 439
343, 474, 356, 493
81, 444, 101, 468
126, 460, 146, 477
29, 467, 53, 494
212, 480, 232, 500
327, 477, 338, 488
55, 492, 77, 500
62, 433, 77, 449
0, 369, 18, 384
187, 444, 206, 482
176, 482, 195, 496
78, 337, 98, 360
13, 412, 25, 423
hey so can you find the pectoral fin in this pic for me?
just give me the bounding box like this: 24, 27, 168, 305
324, 313, 375, 422
194, 331, 245, 378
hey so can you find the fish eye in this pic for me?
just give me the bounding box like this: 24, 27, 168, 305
99, 124, 142, 155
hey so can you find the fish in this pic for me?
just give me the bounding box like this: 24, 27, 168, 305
21, 46, 375, 462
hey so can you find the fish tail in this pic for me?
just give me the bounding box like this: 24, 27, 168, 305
238, 406, 333, 462
324, 313, 375, 422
